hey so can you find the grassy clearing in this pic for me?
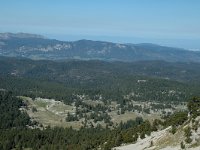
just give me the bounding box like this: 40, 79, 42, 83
109, 111, 161, 125
21, 96, 184, 130
21, 97, 82, 129
34, 100, 48, 108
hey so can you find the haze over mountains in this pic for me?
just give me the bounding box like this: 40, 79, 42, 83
1, 33, 200, 62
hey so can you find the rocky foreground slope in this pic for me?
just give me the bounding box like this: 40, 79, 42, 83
115, 99, 200, 150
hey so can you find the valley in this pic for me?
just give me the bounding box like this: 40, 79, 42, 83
0, 35, 200, 150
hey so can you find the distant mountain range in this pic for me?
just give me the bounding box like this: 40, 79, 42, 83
1, 32, 200, 62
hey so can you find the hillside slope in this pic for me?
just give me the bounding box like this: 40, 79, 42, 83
1, 33, 200, 62
115, 97, 200, 150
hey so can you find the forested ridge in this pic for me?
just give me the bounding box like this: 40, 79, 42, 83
0, 57, 200, 105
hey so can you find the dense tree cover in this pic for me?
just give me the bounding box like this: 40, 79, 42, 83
0, 76, 78, 104
0, 74, 197, 106
184, 126, 192, 143
164, 111, 188, 127
187, 97, 200, 118
2, 56, 200, 83
0, 57, 200, 105
0, 91, 30, 129
0, 126, 111, 150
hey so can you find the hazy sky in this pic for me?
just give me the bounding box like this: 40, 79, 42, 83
0, 0, 200, 49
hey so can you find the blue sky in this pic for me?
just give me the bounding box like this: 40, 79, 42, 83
0, 0, 200, 49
